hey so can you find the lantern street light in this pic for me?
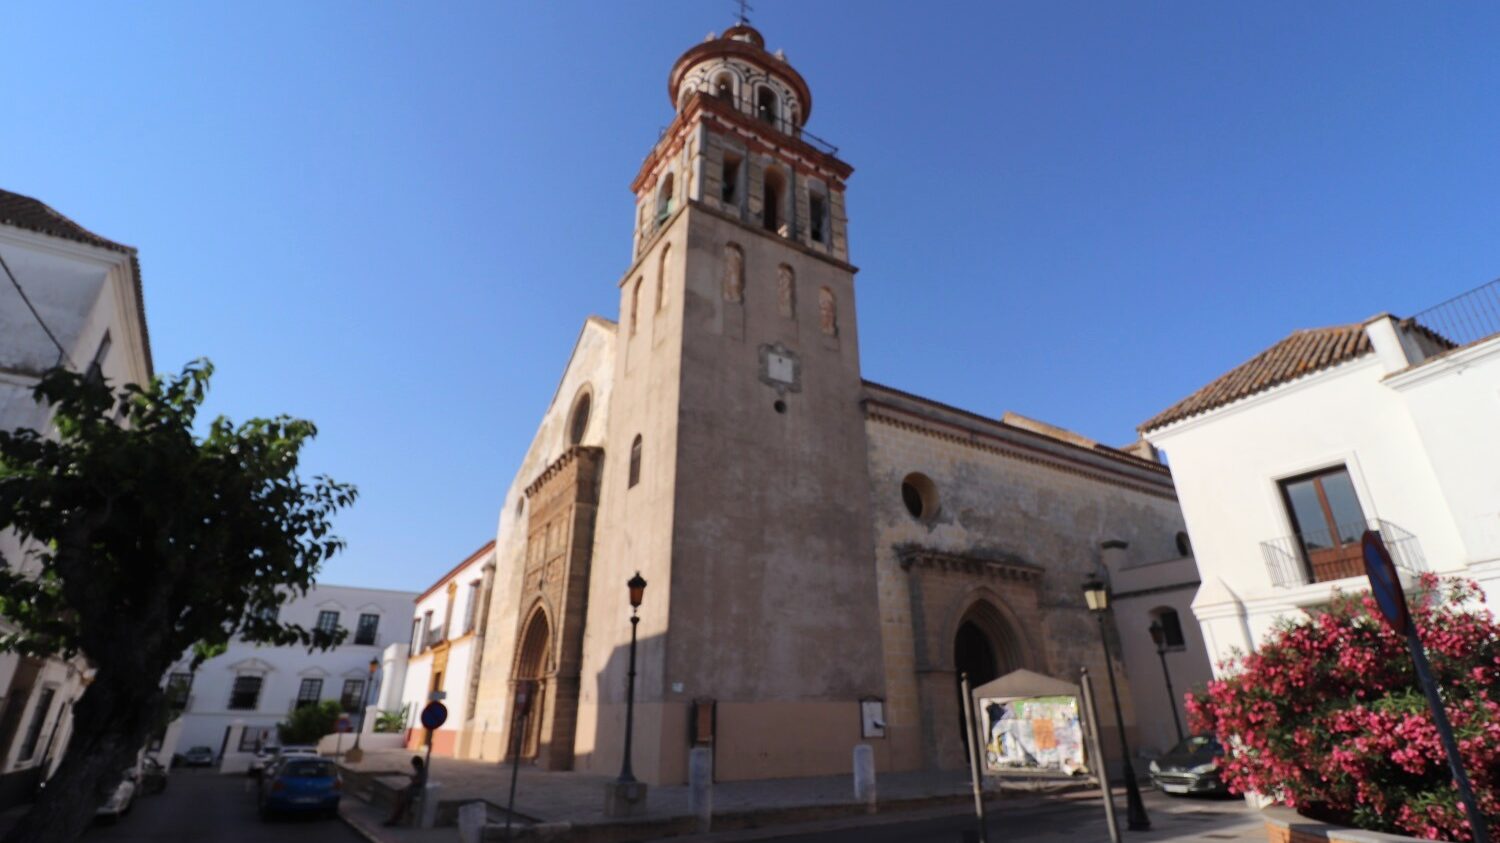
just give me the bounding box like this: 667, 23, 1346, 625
348, 657, 380, 760
1148, 620, 1185, 744
618, 572, 648, 784
1082, 575, 1151, 831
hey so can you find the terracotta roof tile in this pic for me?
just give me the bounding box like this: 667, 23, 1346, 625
0, 188, 134, 255
1140, 324, 1372, 432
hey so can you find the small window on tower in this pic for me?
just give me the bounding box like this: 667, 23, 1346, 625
763, 168, 785, 234
657, 243, 671, 312
722, 154, 741, 205
657, 172, 675, 222
629, 435, 643, 488
756, 86, 778, 127
809, 192, 827, 243
714, 73, 734, 102
630, 277, 643, 335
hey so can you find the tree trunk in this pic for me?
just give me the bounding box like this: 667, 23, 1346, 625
2, 669, 159, 843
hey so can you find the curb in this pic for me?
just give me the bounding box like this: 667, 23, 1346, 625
339, 803, 391, 843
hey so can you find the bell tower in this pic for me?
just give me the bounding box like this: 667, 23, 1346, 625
580, 23, 883, 784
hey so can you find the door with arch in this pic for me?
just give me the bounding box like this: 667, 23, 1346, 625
513, 609, 551, 759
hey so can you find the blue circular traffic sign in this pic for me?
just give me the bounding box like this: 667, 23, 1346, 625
420, 701, 448, 731
1362, 530, 1410, 635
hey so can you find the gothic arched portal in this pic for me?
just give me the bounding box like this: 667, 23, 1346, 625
513, 608, 551, 759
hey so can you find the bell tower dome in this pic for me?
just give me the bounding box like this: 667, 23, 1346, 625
629, 24, 851, 263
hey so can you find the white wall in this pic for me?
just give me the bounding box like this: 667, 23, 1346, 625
397, 546, 493, 752
1107, 553, 1214, 755
0, 222, 150, 790
1148, 322, 1500, 674
167, 584, 418, 753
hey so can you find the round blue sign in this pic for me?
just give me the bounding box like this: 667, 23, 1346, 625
335, 714, 353, 733
1362, 530, 1410, 635
420, 701, 449, 731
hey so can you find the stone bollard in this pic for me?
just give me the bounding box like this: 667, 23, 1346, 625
688, 747, 713, 832
853, 744, 877, 813
457, 801, 487, 843
419, 781, 442, 829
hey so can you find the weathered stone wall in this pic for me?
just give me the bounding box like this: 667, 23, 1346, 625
863, 386, 1188, 772
469, 317, 616, 763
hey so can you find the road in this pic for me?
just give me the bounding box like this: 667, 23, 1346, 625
83, 768, 366, 843
698, 790, 1263, 843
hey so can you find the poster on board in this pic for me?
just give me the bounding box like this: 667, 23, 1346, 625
978, 694, 1086, 775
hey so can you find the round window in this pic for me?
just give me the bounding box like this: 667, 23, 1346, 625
901, 473, 939, 522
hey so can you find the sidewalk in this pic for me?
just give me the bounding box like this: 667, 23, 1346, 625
336, 748, 1097, 842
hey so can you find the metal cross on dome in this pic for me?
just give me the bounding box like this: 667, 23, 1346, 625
733, 0, 753, 24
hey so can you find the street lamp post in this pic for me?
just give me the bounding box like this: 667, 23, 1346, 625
1083, 575, 1151, 831
618, 572, 647, 784
1148, 621, 1184, 744
346, 657, 380, 762
354, 658, 379, 750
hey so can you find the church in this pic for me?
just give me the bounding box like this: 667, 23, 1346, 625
442, 23, 1190, 784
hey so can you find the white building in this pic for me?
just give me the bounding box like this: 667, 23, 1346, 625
1141, 279, 1500, 674
1102, 540, 1215, 755
397, 541, 495, 757
0, 188, 152, 808
163, 583, 418, 758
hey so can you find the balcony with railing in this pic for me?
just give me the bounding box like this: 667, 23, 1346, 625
1261, 519, 1426, 588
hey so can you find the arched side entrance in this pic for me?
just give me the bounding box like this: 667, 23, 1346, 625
950, 598, 1037, 765
512, 608, 552, 760
900, 552, 1046, 772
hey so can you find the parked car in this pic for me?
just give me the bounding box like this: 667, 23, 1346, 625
250, 743, 320, 776
257, 757, 341, 819
1149, 734, 1228, 796
96, 769, 137, 821
139, 756, 168, 794
174, 746, 215, 768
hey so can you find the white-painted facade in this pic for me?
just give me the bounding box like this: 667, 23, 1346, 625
1102, 544, 1215, 755
162, 584, 417, 758
0, 191, 152, 806
397, 542, 495, 757
1144, 303, 1500, 675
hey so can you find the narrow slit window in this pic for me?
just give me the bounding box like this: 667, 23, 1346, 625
629, 435, 643, 488
657, 244, 671, 312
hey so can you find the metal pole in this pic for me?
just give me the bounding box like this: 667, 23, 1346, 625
618, 609, 640, 783
1081, 668, 1121, 843
1155, 645, 1184, 744
1407, 626, 1491, 843
1097, 613, 1150, 831
959, 673, 990, 843
504, 686, 526, 841
353, 670, 375, 752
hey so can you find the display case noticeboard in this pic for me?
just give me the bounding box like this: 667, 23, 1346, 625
970, 669, 1088, 776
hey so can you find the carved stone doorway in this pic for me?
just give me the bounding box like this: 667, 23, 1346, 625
514, 610, 551, 760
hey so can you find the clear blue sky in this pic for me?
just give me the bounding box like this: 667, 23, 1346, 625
6, 3, 1499, 591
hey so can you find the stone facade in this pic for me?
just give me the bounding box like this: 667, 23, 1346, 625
454, 24, 1196, 785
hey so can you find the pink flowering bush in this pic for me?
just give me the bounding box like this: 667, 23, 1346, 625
1189, 575, 1500, 841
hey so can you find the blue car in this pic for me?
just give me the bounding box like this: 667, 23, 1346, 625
257, 757, 341, 819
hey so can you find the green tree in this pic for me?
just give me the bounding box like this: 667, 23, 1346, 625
279, 701, 343, 745
0, 361, 356, 843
